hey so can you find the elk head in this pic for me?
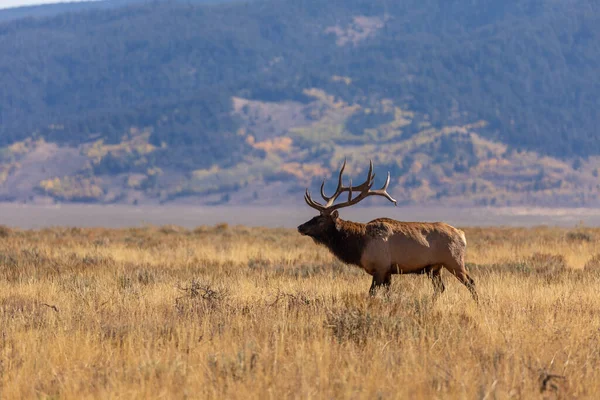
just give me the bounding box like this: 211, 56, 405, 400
297, 159, 397, 243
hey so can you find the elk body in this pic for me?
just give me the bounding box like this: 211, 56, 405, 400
297, 160, 478, 301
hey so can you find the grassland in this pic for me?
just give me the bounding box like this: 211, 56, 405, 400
1, 223, 600, 399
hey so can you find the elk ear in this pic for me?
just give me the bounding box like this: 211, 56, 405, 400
331, 210, 339, 220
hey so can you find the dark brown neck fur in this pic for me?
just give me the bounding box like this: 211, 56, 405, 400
314, 218, 367, 266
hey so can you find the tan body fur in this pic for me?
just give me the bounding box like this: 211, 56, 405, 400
298, 159, 478, 300
360, 219, 474, 298
298, 213, 478, 300
362, 219, 465, 275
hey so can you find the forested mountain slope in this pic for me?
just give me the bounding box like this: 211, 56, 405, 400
1, 0, 599, 206
0, 0, 243, 22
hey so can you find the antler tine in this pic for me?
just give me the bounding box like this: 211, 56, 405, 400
359, 160, 374, 189
305, 190, 321, 207
338, 158, 347, 189
303, 160, 396, 214
320, 158, 347, 202
353, 160, 371, 185
327, 165, 397, 211
348, 178, 353, 202
304, 189, 326, 211
369, 161, 376, 187
370, 171, 397, 205
381, 172, 391, 190
345, 160, 374, 192
319, 180, 328, 200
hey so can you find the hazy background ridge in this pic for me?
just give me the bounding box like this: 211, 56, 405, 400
1, 0, 599, 208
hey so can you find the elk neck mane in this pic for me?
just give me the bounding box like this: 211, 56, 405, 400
319, 218, 367, 266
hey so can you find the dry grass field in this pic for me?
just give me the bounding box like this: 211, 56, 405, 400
2, 223, 600, 399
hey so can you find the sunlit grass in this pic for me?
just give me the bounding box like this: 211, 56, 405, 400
1, 224, 599, 398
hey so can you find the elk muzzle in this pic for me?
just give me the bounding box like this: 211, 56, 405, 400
297, 222, 309, 236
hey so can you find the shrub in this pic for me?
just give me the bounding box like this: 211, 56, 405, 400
566, 231, 594, 243
584, 254, 600, 271
527, 253, 567, 274
0, 225, 11, 238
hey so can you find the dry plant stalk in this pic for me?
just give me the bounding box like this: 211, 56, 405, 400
0, 224, 599, 398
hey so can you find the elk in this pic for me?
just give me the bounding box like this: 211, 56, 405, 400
297, 160, 478, 301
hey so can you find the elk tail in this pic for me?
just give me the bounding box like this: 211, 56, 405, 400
457, 229, 467, 246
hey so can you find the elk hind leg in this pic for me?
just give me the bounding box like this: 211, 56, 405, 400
456, 270, 478, 303
445, 261, 478, 303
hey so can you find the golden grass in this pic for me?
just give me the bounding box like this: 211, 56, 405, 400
1, 224, 600, 399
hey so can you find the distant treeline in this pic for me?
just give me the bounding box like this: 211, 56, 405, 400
0, 0, 599, 171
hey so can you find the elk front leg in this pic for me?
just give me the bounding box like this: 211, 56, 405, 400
369, 272, 391, 296
427, 266, 445, 301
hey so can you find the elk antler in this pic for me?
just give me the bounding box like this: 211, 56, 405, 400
304, 159, 397, 214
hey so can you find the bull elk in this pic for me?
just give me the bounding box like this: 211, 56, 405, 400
297, 160, 478, 301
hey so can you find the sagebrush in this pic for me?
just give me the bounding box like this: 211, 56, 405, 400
1, 225, 600, 398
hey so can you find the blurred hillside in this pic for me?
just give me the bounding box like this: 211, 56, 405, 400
1, 0, 599, 207
0, 0, 241, 21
